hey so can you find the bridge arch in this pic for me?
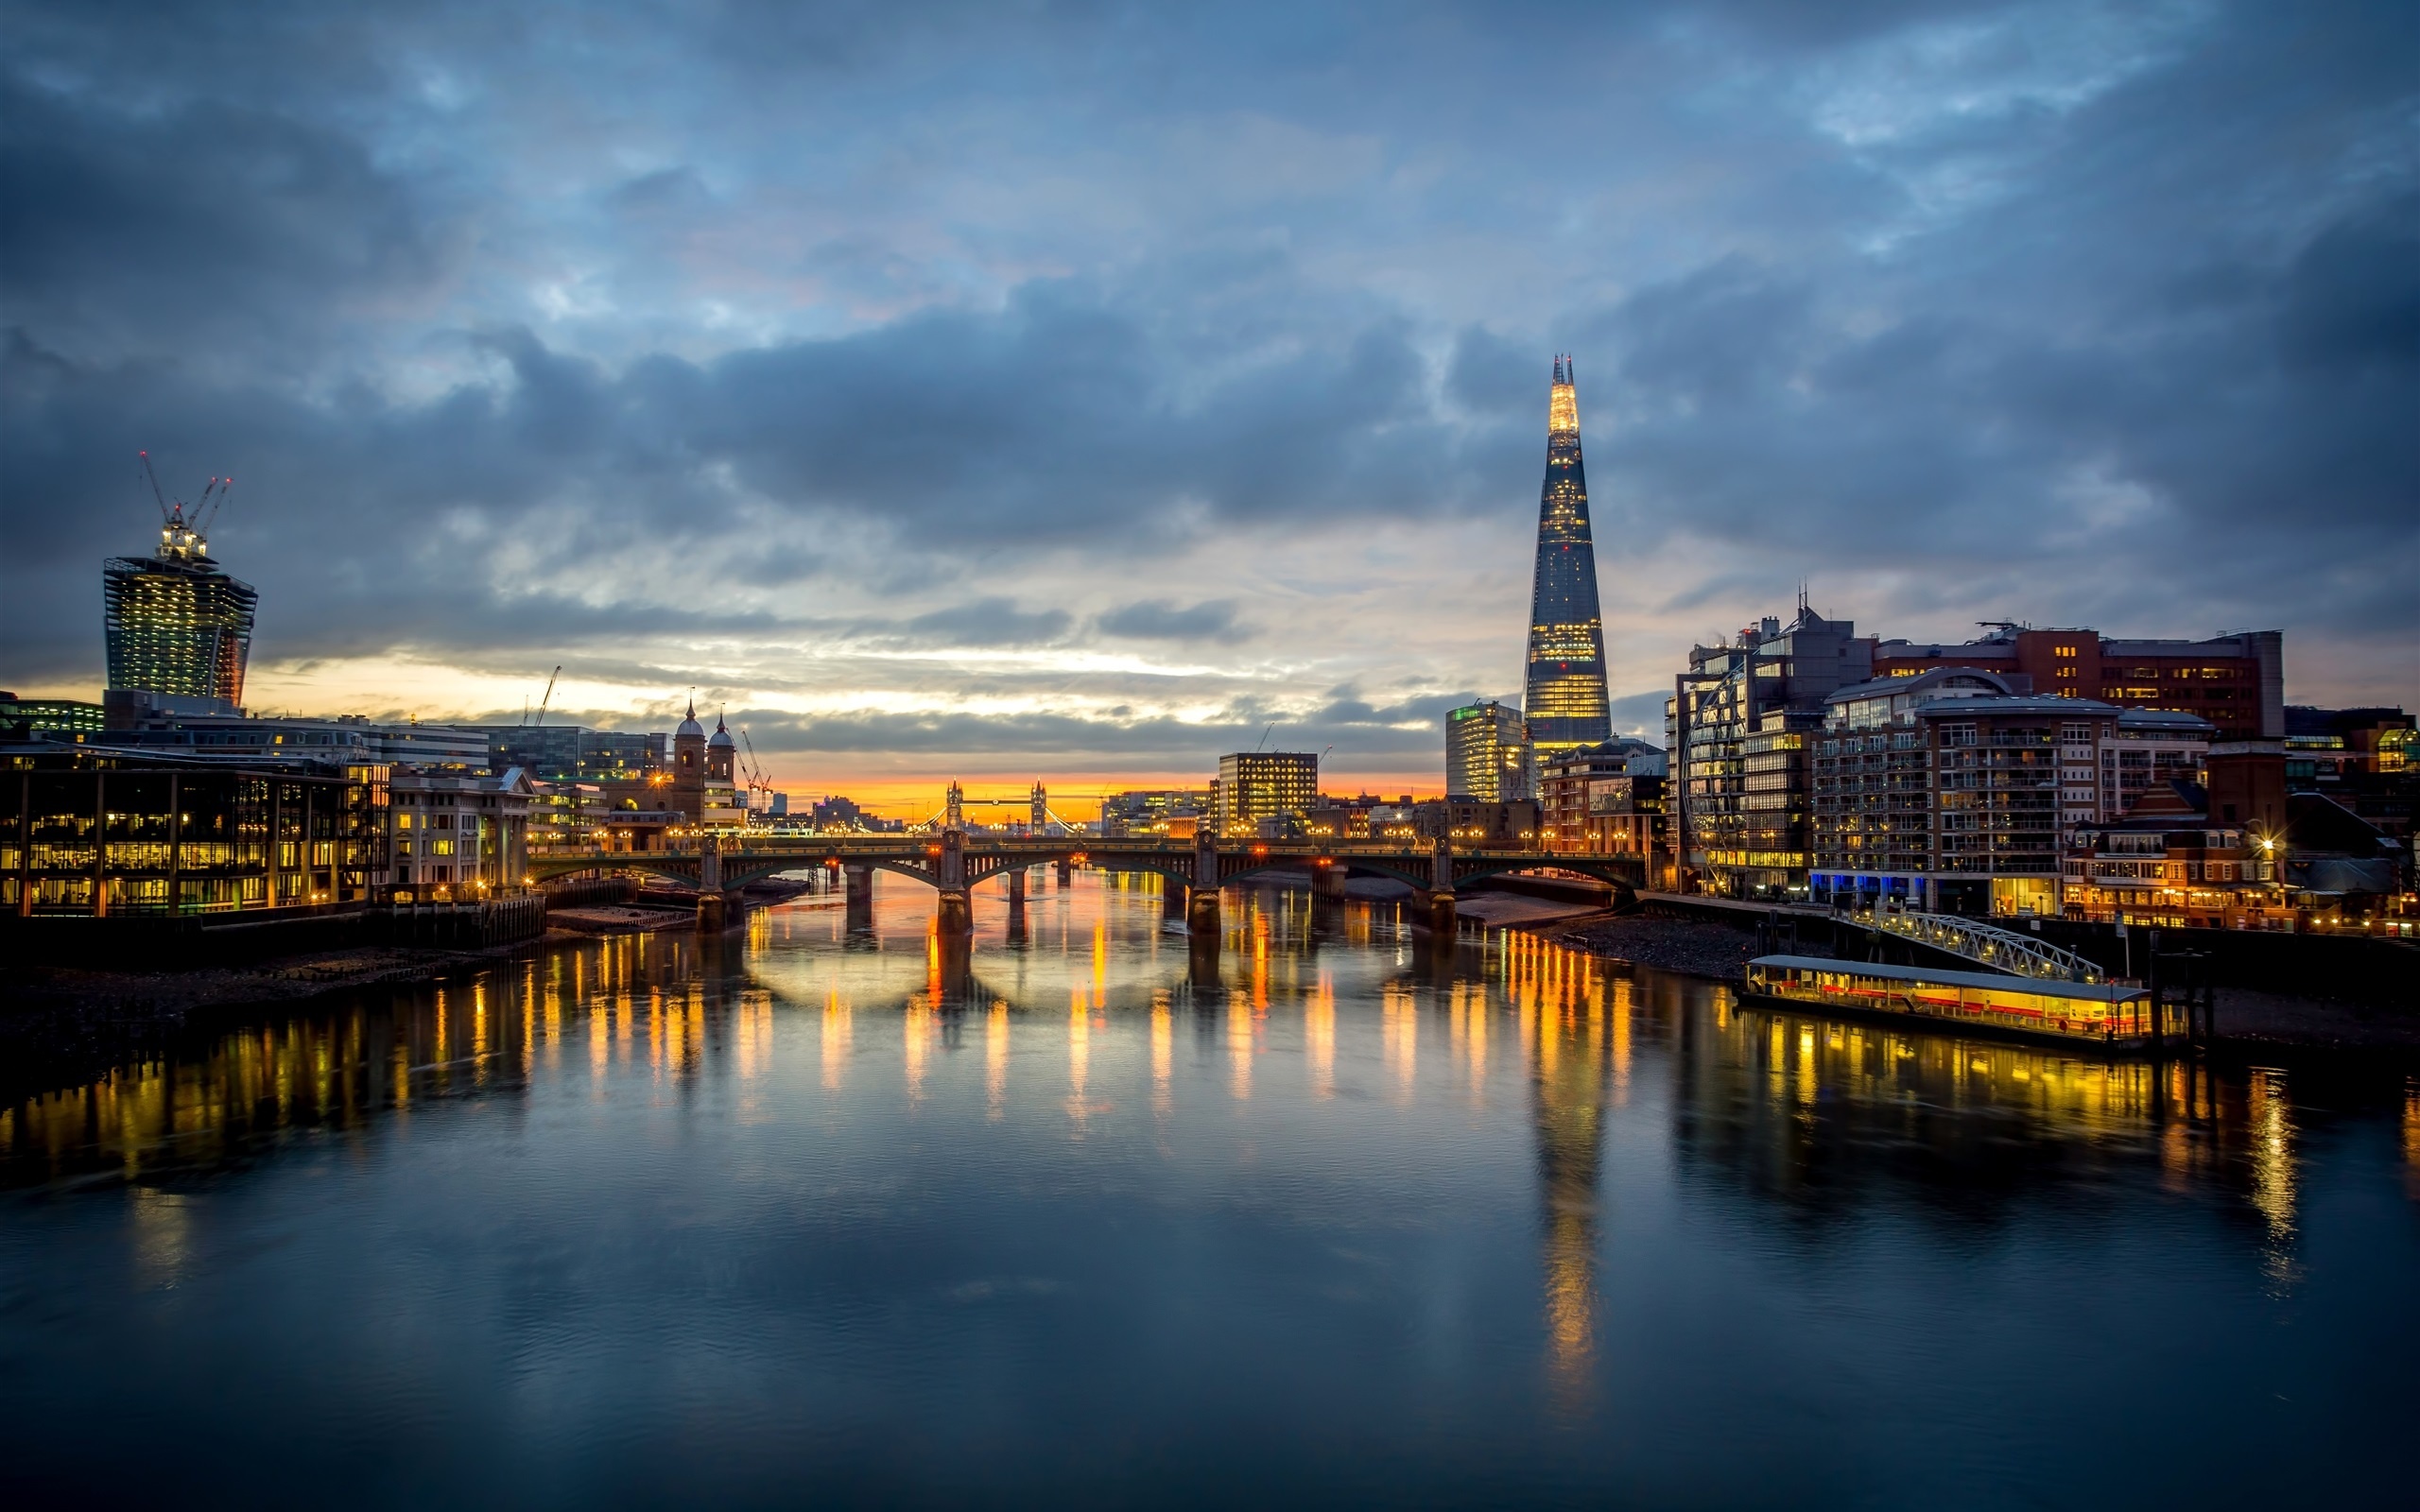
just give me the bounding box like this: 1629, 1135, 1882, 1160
530, 855, 699, 888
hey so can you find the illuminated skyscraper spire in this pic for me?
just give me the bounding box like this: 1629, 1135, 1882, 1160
1522, 355, 1612, 757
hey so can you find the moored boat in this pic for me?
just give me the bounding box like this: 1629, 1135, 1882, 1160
1744, 954, 2168, 1047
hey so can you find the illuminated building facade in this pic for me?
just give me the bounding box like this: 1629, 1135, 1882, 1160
1446, 699, 1533, 802
1522, 357, 1613, 760
1809, 680, 2219, 918
103, 507, 257, 713
1537, 737, 1662, 854
2061, 780, 2266, 929
1214, 751, 1319, 836
467, 725, 666, 783
1582, 774, 1666, 869
1411, 799, 1540, 847
1666, 603, 1873, 900
3, 746, 384, 917
1100, 789, 1211, 838
2286, 706, 2415, 785
96, 713, 487, 767
386, 768, 532, 899
0, 696, 105, 743
1872, 626, 2283, 739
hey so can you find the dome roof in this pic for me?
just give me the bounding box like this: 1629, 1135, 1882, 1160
709, 713, 735, 748
674, 697, 705, 740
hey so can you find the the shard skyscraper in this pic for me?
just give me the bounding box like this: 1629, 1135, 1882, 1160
1521, 355, 1612, 758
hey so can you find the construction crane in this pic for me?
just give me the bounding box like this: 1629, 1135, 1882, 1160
193, 474, 232, 533
138, 451, 170, 519
526, 665, 561, 728
736, 729, 776, 807
138, 455, 234, 560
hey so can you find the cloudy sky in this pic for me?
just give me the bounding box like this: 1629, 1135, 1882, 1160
4, 0, 2412, 816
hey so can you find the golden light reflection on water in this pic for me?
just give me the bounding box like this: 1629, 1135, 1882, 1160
2247, 1068, 2298, 1290
1067, 990, 1092, 1129
735, 989, 772, 1089
2406, 1079, 2420, 1200
3, 935, 700, 1184
1228, 972, 1254, 1103
821, 984, 852, 1091
903, 999, 932, 1101
1151, 991, 1174, 1119
987, 1002, 1010, 1121
1381, 983, 1417, 1097
1520, 936, 1609, 1400
1306, 971, 1336, 1099
2, 881, 2394, 1415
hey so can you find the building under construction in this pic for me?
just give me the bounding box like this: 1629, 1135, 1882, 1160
103, 456, 256, 715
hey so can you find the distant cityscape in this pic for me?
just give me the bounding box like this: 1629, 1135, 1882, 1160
2, 359, 2410, 935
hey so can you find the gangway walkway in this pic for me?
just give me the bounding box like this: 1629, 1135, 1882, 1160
1867, 909, 2103, 984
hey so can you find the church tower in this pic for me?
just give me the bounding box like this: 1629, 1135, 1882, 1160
673, 699, 707, 799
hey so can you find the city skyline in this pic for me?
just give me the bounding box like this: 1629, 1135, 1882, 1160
3, 3, 2412, 808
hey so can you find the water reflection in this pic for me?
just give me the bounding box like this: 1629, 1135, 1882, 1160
1, 871, 2411, 1507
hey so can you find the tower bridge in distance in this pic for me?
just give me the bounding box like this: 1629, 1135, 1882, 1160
527, 832, 1644, 944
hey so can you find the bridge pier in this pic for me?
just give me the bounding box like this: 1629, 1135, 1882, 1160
1007, 868, 1027, 906
1190, 833, 1221, 938
937, 888, 973, 936
696, 891, 729, 932
1055, 859, 1073, 887
1187, 886, 1221, 937
1188, 929, 1221, 988
1426, 889, 1457, 934
935, 929, 974, 1004
935, 831, 974, 936
1424, 838, 1457, 934
1162, 879, 1186, 921
1313, 863, 1347, 902
844, 865, 873, 930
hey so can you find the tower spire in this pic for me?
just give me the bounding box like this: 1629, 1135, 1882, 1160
1521, 355, 1612, 758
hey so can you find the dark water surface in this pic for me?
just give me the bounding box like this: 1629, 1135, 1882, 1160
3, 873, 2413, 1507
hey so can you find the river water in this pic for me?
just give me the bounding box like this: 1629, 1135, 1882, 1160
2, 872, 2412, 1507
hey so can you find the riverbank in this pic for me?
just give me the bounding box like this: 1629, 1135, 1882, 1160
1530, 910, 1835, 981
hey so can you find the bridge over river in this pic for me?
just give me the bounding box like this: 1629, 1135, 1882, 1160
528, 832, 1643, 940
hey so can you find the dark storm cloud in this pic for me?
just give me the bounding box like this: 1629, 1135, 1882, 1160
0, 287, 1478, 676
0, 74, 454, 370
0, 0, 2411, 713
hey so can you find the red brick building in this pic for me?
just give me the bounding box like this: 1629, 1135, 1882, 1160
1871, 626, 2282, 739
